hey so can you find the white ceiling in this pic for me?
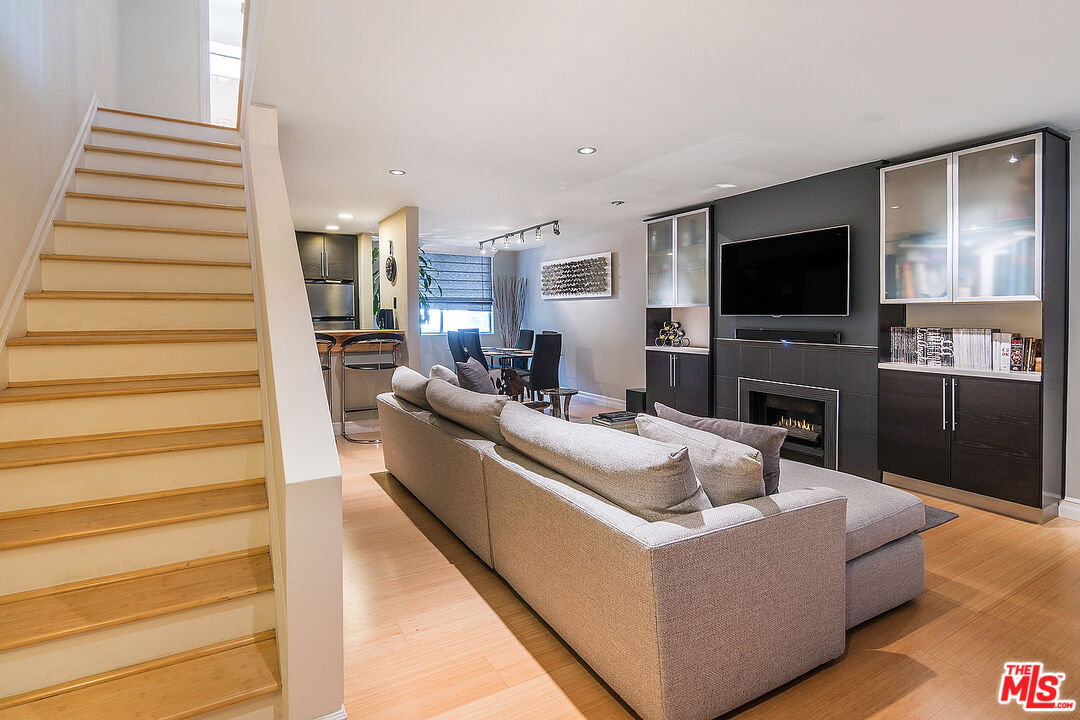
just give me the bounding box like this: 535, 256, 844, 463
251, 0, 1080, 249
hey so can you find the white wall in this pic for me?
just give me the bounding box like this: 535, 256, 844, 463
116, 0, 202, 121
1063, 128, 1080, 517
516, 223, 645, 402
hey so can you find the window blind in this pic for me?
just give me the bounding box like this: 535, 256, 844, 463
428, 253, 493, 312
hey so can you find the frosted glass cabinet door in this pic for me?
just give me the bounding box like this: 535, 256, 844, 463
675, 211, 709, 305
647, 219, 674, 306
882, 157, 951, 301
955, 138, 1039, 300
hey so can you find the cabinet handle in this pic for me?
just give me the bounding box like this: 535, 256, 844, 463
322, 250, 328, 278
941, 377, 946, 430
673, 355, 679, 387
951, 379, 957, 431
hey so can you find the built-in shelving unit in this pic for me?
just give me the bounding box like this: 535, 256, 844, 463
877, 361, 1041, 383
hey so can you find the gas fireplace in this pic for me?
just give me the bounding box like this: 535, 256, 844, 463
738, 378, 839, 470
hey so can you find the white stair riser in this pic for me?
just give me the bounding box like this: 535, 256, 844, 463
82, 149, 243, 184
26, 297, 256, 331
192, 694, 280, 720
0, 444, 266, 513
74, 172, 245, 205
90, 130, 241, 162
0, 386, 262, 443
42, 259, 252, 293
8, 341, 258, 384
94, 110, 241, 144
0, 593, 276, 699
53, 225, 250, 263
63, 196, 247, 233
0, 509, 270, 596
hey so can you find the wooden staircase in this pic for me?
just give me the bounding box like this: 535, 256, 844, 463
0, 108, 280, 719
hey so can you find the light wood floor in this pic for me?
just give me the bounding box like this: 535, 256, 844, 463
338, 399, 1080, 719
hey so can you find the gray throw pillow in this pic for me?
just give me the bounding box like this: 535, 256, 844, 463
429, 364, 460, 387
426, 377, 508, 443
500, 401, 711, 522
455, 357, 496, 394
390, 366, 432, 411
635, 414, 764, 506
655, 403, 787, 494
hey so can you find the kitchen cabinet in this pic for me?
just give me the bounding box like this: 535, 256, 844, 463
296, 231, 358, 282
645, 350, 710, 416
881, 133, 1043, 303
646, 208, 709, 307
878, 369, 1042, 507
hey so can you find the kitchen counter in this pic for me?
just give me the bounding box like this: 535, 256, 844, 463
316, 329, 405, 354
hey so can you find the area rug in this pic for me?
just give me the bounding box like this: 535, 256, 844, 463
919, 505, 959, 533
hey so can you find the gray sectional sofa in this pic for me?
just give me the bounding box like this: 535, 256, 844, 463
377, 376, 925, 720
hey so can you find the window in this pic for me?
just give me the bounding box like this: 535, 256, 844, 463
420, 253, 493, 334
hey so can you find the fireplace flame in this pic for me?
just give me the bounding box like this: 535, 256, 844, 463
777, 416, 817, 432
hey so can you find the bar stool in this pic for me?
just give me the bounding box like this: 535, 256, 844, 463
315, 333, 336, 407
341, 332, 403, 444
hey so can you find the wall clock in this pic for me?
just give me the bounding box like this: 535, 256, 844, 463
384, 255, 397, 282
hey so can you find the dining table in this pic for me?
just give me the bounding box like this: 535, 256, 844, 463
481, 347, 533, 396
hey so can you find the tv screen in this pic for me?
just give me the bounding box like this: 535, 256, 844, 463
720, 226, 850, 316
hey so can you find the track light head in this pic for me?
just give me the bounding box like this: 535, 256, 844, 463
535, 227, 542, 241
503, 236, 510, 249
479, 243, 487, 255
518, 231, 526, 243
552, 221, 561, 236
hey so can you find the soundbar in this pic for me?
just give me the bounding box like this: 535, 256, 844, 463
735, 328, 841, 344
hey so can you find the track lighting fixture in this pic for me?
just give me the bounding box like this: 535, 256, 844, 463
477, 220, 561, 254
553, 221, 560, 236
503, 236, 511, 249
518, 231, 526, 243
535, 227, 542, 241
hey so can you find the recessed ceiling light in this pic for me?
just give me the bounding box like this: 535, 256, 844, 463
714, 183, 737, 189
577, 146, 597, 155
610, 200, 625, 206
388, 169, 406, 175
337, 213, 353, 220
325, 225, 339, 231
1008, 156, 1019, 164
890, 205, 900, 209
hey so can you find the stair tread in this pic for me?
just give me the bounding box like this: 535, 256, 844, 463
90, 126, 242, 151
0, 373, 259, 404
84, 145, 242, 168
0, 422, 263, 469
74, 168, 244, 189
26, 290, 253, 300
6, 330, 256, 347
96, 107, 239, 132
0, 551, 272, 652
0, 482, 268, 551
0, 636, 279, 718
40, 253, 250, 268
65, 192, 246, 211
54, 220, 247, 237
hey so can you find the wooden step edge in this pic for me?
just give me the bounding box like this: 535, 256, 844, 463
7, 331, 256, 347
0, 631, 276, 712
0, 374, 260, 404
0, 547, 271, 607
0, 478, 266, 522
8, 370, 260, 389
91, 125, 242, 151
0, 419, 262, 450
84, 145, 242, 168
25, 290, 254, 301
74, 167, 245, 189
53, 220, 247, 237
64, 192, 246, 211
96, 107, 239, 131
39, 253, 251, 268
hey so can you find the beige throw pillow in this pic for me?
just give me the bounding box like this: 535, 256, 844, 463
635, 414, 765, 506
425, 377, 508, 443
429, 364, 460, 386
390, 366, 432, 411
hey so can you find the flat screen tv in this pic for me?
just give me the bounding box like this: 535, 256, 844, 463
720, 225, 850, 316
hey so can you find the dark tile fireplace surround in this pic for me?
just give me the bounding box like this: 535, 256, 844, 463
715, 339, 879, 480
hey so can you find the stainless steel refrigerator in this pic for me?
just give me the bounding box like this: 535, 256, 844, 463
306, 281, 356, 330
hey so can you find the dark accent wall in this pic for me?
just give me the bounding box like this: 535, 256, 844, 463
710, 163, 885, 480
711, 162, 881, 345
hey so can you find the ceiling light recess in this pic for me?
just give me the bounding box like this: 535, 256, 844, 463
715, 183, 737, 189
577, 146, 597, 155
337, 213, 353, 219
388, 169, 406, 175
478, 220, 561, 255
325, 225, 340, 231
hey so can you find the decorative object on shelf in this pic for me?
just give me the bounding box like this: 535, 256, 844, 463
654, 321, 690, 347
494, 276, 528, 348
540, 252, 612, 299
479, 220, 560, 254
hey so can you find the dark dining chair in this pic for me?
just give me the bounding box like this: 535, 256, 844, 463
461, 330, 489, 370
512, 329, 534, 370
446, 330, 468, 366
523, 332, 561, 400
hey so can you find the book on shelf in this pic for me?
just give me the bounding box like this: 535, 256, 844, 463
889, 327, 1041, 373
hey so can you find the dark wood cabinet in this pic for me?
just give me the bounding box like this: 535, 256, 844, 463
878, 369, 1044, 507
878, 370, 950, 485
296, 232, 358, 281
646, 350, 709, 416
297, 232, 326, 280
